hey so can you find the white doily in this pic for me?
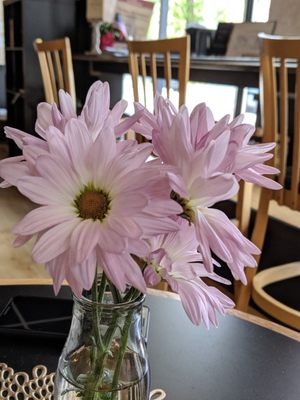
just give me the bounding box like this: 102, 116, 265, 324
0, 363, 166, 399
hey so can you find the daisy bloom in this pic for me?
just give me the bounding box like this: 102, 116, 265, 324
0, 81, 140, 188
0, 81, 283, 329
9, 117, 181, 296
134, 96, 281, 189
135, 98, 278, 279
144, 220, 234, 326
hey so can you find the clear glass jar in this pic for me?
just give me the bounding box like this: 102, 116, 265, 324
54, 292, 150, 400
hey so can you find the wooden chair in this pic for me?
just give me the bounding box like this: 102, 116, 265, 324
235, 33, 300, 330
34, 37, 76, 109
234, 181, 254, 237
127, 36, 190, 108
127, 37, 190, 286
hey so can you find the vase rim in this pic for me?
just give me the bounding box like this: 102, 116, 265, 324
73, 291, 146, 311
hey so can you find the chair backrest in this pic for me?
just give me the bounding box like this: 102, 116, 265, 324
235, 33, 300, 312
34, 37, 76, 109
127, 36, 190, 108
259, 33, 300, 211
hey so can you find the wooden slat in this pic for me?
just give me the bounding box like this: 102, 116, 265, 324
150, 53, 157, 99
61, 37, 76, 109
178, 35, 190, 106
128, 52, 139, 102
291, 62, 300, 209
46, 51, 58, 104
164, 51, 171, 98
278, 58, 288, 204
53, 50, 64, 90
261, 54, 277, 144
236, 181, 253, 236
36, 51, 55, 104
140, 53, 147, 106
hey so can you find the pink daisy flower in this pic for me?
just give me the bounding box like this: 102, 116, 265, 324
10, 119, 181, 296
144, 221, 234, 326
0, 81, 283, 329
134, 96, 281, 189
145, 108, 261, 279
0, 81, 140, 188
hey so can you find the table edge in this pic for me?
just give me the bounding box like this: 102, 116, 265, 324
1, 279, 299, 342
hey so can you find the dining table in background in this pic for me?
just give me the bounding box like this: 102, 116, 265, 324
73, 52, 299, 123
0, 279, 299, 400
73, 54, 261, 117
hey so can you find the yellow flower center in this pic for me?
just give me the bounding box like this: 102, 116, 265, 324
171, 190, 194, 224
76, 189, 111, 221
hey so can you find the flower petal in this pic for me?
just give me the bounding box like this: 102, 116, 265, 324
70, 220, 101, 263
45, 252, 67, 295
59, 90, 76, 119
107, 216, 143, 239
0, 158, 30, 186
34, 155, 79, 201
35, 102, 53, 138
72, 251, 97, 291
32, 219, 79, 263
13, 205, 74, 235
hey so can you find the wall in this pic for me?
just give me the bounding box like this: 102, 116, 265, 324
0, 65, 5, 108
0, 0, 5, 108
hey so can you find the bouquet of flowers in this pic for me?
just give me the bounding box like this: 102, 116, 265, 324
0, 81, 281, 398
0, 80, 280, 322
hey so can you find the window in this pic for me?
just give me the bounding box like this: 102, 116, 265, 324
127, 0, 263, 122
251, 0, 271, 22
167, 0, 246, 37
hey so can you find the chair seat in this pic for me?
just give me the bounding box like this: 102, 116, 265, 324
252, 262, 300, 330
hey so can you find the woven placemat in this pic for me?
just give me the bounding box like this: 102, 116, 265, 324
0, 363, 166, 399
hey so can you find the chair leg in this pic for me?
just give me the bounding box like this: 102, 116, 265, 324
237, 181, 254, 237
235, 266, 259, 312
235, 187, 272, 311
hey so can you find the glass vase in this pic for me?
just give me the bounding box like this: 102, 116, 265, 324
54, 291, 150, 400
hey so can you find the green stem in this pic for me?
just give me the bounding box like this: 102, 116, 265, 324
82, 274, 141, 400
103, 288, 138, 347
123, 287, 139, 303
110, 309, 134, 400
83, 273, 107, 400
97, 273, 107, 303
91, 273, 106, 353
107, 280, 122, 303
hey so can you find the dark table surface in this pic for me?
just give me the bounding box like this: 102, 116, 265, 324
0, 284, 299, 400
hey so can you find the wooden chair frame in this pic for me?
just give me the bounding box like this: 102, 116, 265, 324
127, 36, 190, 108
34, 37, 76, 109
252, 263, 300, 330
235, 34, 300, 330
